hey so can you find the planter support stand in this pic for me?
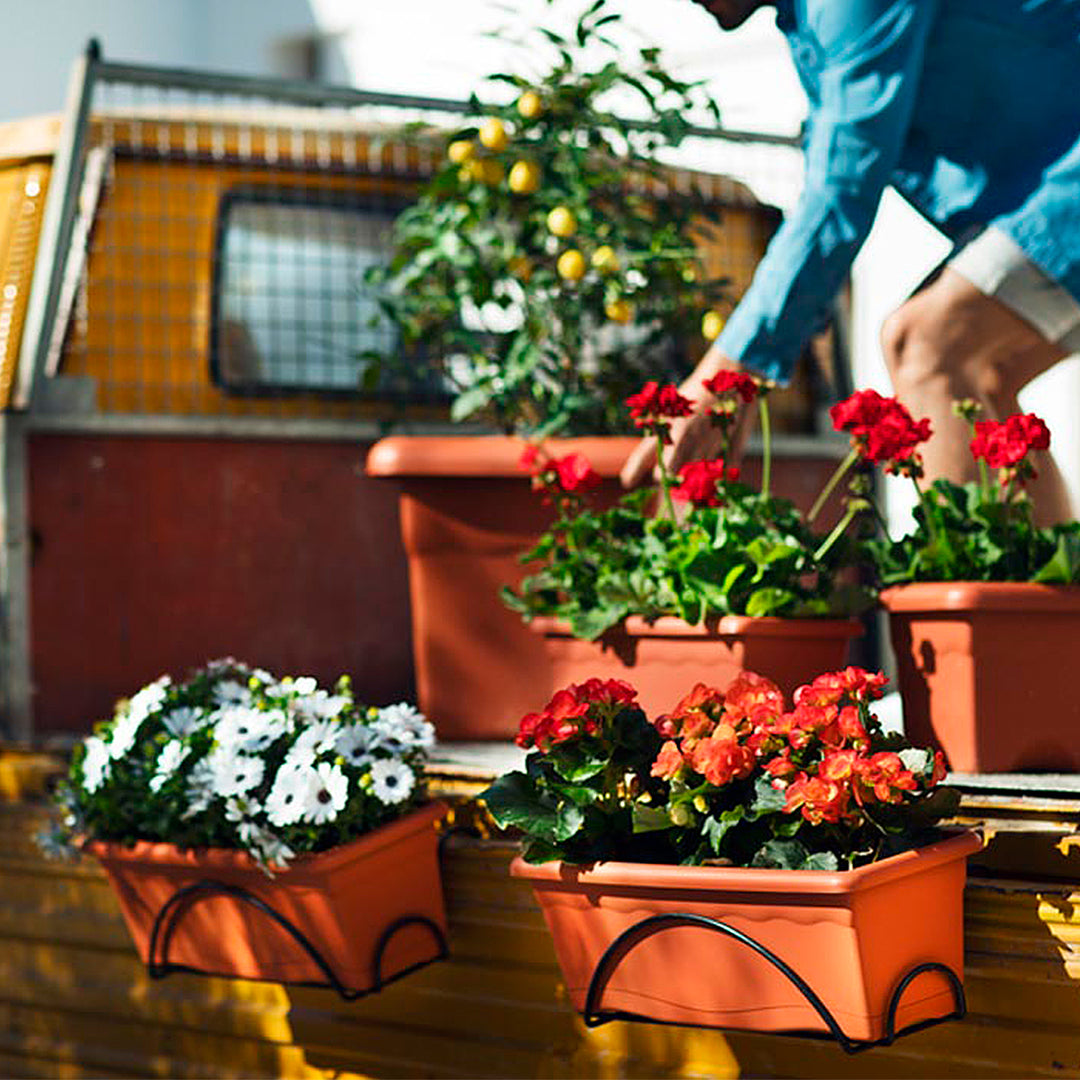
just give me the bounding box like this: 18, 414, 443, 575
583, 912, 965, 1054
147, 878, 448, 1000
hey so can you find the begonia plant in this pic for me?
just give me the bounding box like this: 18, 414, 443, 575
481, 667, 957, 870
501, 375, 871, 640
41, 660, 435, 873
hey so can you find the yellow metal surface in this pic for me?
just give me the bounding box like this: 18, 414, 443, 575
4, 795, 1080, 1078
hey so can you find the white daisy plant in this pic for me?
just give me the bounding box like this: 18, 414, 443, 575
47, 660, 434, 872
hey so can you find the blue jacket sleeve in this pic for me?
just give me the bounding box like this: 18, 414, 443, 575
716, 0, 939, 383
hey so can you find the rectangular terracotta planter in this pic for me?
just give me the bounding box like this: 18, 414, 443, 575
532, 614, 861, 715
87, 801, 447, 993
882, 582, 1080, 772
512, 831, 980, 1042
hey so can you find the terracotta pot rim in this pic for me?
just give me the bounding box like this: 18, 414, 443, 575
84, 799, 446, 876
880, 581, 1080, 613
366, 434, 638, 479
510, 829, 980, 896
529, 614, 864, 641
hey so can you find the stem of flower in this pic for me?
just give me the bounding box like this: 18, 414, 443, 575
911, 474, 941, 549
813, 498, 869, 563
807, 446, 860, 525
655, 429, 678, 523
759, 395, 772, 500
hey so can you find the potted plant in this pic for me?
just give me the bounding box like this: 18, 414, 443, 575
480, 667, 978, 1042
41, 659, 447, 995
501, 373, 868, 709
837, 392, 1080, 773
364, 0, 796, 739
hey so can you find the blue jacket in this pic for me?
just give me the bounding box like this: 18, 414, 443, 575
717, 0, 1080, 382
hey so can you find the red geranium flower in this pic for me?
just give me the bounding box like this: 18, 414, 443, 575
970, 412, 1051, 479
552, 452, 601, 494
796, 667, 888, 707
703, 370, 759, 404
722, 671, 784, 723
853, 752, 918, 805
689, 726, 755, 787
830, 389, 931, 472
625, 381, 694, 424
784, 772, 851, 825
671, 458, 738, 507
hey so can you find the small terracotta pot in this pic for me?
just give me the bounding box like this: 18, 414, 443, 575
512, 830, 980, 1041
881, 582, 1080, 772
87, 801, 447, 992
531, 614, 862, 713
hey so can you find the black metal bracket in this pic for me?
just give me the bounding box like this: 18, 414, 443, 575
583, 912, 965, 1054
146, 878, 448, 1001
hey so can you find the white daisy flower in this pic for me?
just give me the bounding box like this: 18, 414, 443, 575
209, 748, 265, 797
292, 676, 317, 696
334, 725, 378, 770
373, 702, 435, 751
127, 676, 170, 724
224, 793, 259, 824
293, 690, 350, 721
182, 756, 217, 818
282, 741, 317, 770
252, 830, 295, 871
369, 759, 416, 805
214, 705, 288, 753
81, 736, 112, 793
213, 679, 253, 707
292, 719, 340, 757
162, 705, 208, 738
266, 762, 316, 827
150, 739, 191, 793
303, 761, 349, 824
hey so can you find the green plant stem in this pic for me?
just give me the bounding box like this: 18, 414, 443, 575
813, 498, 868, 563
911, 474, 941, 549
656, 430, 678, 523
759, 396, 772, 500
807, 446, 860, 525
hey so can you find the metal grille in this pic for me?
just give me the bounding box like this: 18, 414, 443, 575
19, 42, 807, 426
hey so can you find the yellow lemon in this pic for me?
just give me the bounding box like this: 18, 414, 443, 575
605, 298, 634, 324
702, 310, 725, 340
478, 116, 508, 152
517, 89, 543, 120
508, 160, 541, 195
591, 244, 619, 275
547, 206, 577, 238
447, 139, 474, 164
557, 249, 586, 282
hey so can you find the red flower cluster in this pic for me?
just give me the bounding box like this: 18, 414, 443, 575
553, 452, 601, 494
703, 370, 759, 404
625, 381, 694, 430
830, 389, 932, 474
518, 445, 601, 507
970, 413, 1050, 482
649, 667, 943, 828
515, 678, 637, 750
671, 458, 740, 507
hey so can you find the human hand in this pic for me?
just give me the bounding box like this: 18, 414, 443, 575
619, 348, 757, 489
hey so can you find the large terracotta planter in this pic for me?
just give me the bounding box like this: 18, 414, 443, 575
512, 830, 980, 1041
532, 614, 861, 714
86, 801, 447, 993
366, 434, 852, 740
881, 582, 1080, 773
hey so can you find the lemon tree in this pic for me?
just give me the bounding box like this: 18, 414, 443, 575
370, 0, 729, 435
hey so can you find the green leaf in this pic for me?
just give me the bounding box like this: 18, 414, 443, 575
479, 771, 584, 842
449, 385, 493, 422
749, 774, 787, 817
551, 743, 607, 783
745, 587, 796, 617
701, 808, 744, 854
1033, 531, 1080, 583
751, 838, 809, 869
569, 605, 626, 642
632, 803, 673, 834
801, 850, 840, 871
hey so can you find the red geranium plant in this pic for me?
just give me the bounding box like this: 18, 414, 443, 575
832, 395, 1080, 584
481, 666, 957, 869
503, 376, 870, 641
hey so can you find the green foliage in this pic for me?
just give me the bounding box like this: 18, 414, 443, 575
503, 480, 868, 638
368, 0, 727, 435
869, 477, 1080, 585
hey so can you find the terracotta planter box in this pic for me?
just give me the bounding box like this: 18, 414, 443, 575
882, 582, 1080, 773
366, 434, 853, 740
512, 830, 980, 1041
87, 801, 447, 993
532, 614, 861, 715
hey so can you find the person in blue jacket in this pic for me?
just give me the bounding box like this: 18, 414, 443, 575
622, 0, 1080, 523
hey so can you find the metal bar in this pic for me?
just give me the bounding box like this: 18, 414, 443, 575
90, 55, 803, 148
14, 39, 100, 410
0, 414, 32, 742
582, 912, 965, 1054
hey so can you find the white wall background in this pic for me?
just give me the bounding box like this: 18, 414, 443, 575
0, 0, 1075, 519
